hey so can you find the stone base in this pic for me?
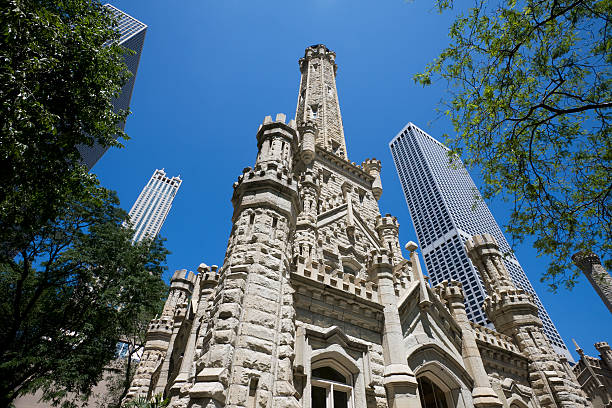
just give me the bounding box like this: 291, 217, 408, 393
472, 386, 503, 407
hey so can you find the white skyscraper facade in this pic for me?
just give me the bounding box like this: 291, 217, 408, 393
127, 169, 182, 243
389, 122, 571, 360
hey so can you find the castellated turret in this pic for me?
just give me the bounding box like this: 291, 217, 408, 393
375, 214, 402, 264
466, 234, 590, 407
362, 158, 383, 200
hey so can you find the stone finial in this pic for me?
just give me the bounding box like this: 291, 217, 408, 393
197, 263, 210, 273
405, 241, 418, 253
573, 338, 585, 357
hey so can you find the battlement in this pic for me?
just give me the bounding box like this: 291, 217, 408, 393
293, 255, 379, 303
484, 289, 540, 323
233, 162, 295, 191
375, 214, 399, 232
171, 269, 197, 286
435, 280, 465, 302
197, 263, 219, 285
256, 113, 298, 146
572, 250, 602, 269
367, 248, 395, 270
465, 233, 502, 257
470, 321, 521, 354
362, 158, 381, 173
299, 44, 337, 74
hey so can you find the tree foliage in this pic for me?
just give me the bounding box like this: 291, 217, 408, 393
416, 0, 611, 289
0, 185, 168, 408
0, 0, 130, 258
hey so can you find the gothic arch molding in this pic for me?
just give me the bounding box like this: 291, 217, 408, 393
311, 344, 360, 375
408, 343, 473, 390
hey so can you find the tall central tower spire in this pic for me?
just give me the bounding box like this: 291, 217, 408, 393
296, 44, 348, 158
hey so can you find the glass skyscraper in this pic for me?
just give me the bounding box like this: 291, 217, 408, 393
78, 4, 147, 169
389, 122, 571, 360
127, 169, 182, 243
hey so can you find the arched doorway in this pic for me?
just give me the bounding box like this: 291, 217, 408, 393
417, 376, 451, 408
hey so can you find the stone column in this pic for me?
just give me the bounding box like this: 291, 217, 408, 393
375, 214, 403, 266
367, 248, 420, 408
294, 169, 319, 263
437, 280, 502, 407
572, 251, 612, 314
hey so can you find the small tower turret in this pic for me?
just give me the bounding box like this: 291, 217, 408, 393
466, 234, 589, 407
362, 158, 382, 200
572, 250, 612, 314
255, 113, 297, 171
375, 214, 402, 265
595, 341, 612, 370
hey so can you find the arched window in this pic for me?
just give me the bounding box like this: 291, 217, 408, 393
311, 364, 353, 408
417, 376, 450, 408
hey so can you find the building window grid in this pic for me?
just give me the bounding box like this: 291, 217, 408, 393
391, 124, 568, 351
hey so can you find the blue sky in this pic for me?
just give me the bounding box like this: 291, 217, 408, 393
94, 0, 610, 360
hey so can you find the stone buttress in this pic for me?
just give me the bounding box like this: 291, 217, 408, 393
125, 269, 197, 400
466, 234, 590, 408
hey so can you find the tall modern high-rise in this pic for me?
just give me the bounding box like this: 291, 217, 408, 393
389, 122, 571, 360
127, 169, 182, 243
78, 4, 147, 169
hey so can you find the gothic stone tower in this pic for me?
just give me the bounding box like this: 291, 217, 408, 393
466, 234, 589, 408
125, 46, 591, 408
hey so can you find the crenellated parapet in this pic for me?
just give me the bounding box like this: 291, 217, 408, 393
255, 113, 298, 170
231, 116, 300, 224
594, 342, 612, 370
299, 43, 337, 75
572, 250, 612, 314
